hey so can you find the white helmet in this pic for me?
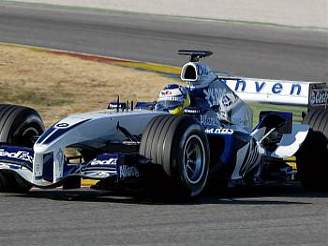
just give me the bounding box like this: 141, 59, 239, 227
155, 84, 191, 115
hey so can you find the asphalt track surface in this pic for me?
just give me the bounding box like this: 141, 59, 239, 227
0, 2, 327, 81
0, 186, 328, 246
0, 2, 328, 246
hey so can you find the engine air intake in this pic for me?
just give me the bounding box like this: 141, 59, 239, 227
182, 64, 197, 81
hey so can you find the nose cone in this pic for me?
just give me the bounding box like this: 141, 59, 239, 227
34, 143, 51, 154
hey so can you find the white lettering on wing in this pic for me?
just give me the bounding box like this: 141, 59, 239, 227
225, 79, 305, 96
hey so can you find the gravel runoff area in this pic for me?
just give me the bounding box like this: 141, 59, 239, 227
6, 0, 328, 28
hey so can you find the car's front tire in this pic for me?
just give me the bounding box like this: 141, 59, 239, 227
139, 115, 210, 197
0, 104, 44, 193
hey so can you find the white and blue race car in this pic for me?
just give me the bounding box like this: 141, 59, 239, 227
0, 50, 327, 197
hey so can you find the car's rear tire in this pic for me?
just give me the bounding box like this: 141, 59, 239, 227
0, 104, 44, 193
139, 115, 210, 197
296, 110, 328, 190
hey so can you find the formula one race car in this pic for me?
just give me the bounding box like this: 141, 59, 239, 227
0, 50, 327, 197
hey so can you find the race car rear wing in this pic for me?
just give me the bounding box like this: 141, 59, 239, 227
220, 76, 327, 106
177, 50, 326, 107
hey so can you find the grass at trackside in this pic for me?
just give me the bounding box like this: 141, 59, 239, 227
0, 86, 73, 107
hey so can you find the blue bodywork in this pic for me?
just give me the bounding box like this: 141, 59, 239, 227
0, 146, 33, 171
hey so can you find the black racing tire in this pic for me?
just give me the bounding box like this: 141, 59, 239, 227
0, 104, 44, 147
0, 104, 44, 193
139, 115, 210, 197
0, 172, 32, 193
296, 110, 328, 190
0, 173, 8, 191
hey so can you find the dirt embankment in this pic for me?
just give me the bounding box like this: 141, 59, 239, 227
0, 44, 171, 126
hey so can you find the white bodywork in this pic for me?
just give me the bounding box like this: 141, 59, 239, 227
0, 162, 33, 183
271, 124, 309, 158
32, 110, 166, 185
223, 77, 318, 106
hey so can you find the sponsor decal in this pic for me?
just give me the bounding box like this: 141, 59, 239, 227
56, 122, 70, 128
87, 153, 118, 168
97, 171, 112, 177
55, 149, 64, 180
0, 150, 33, 163
90, 158, 118, 166
200, 115, 220, 126
33, 155, 43, 178
223, 79, 304, 96
81, 170, 114, 178
220, 78, 312, 105
205, 128, 234, 135
160, 90, 173, 96
56, 149, 64, 166
184, 108, 201, 114
119, 165, 140, 179
310, 89, 328, 106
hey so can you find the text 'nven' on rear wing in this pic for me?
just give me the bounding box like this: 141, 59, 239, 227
220, 76, 328, 107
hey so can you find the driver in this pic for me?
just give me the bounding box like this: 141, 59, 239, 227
155, 84, 191, 115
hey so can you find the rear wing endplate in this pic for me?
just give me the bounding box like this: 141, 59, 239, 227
308, 83, 328, 110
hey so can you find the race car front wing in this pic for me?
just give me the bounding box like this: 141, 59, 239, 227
0, 145, 142, 188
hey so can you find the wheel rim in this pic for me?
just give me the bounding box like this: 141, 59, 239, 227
183, 134, 206, 184
16, 127, 40, 147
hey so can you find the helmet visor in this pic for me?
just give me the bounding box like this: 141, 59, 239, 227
155, 99, 183, 111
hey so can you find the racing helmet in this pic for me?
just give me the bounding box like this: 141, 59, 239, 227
155, 84, 191, 115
